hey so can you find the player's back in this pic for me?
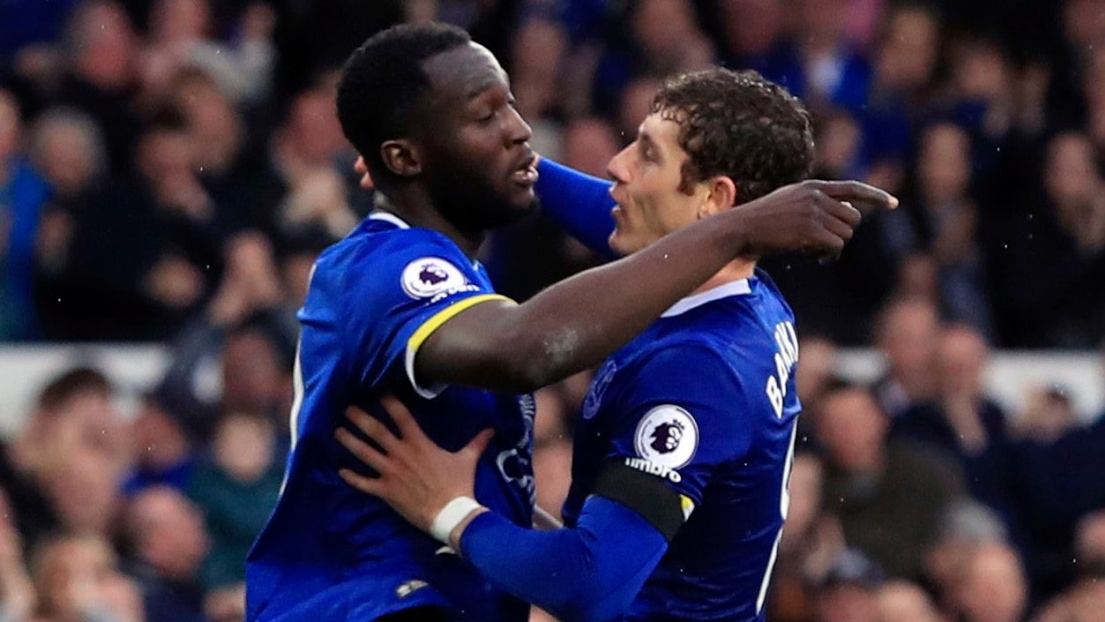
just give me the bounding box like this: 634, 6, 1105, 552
566, 270, 801, 621
246, 215, 534, 622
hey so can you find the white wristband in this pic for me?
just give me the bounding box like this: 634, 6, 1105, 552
429, 496, 484, 544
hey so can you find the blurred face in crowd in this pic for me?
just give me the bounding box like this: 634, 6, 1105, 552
619, 76, 666, 141
509, 18, 567, 118
607, 108, 715, 255
1064, 0, 1105, 49
815, 112, 861, 178
877, 580, 944, 622
149, 0, 212, 44
69, 0, 139, 91
283, 88, 348, 168
128, 487, 210, 580
814, 387, 888, 473
720, 0, 785, 58
918, 123, 971, 203
938, 325, 988, 398
42, 448, 122, 536
954, 544, 1027, 622
876, 6, 941, 93
1074, 510, 1105, 573
562, 118, 621, 178
796, 0, 850, 44
33, 535, 142, 622
632, 0, 699, 61
877, 298, 940, 398
213, 413, 276, 483
222, 330, 285, 418
1044, 132, 1098, 208
816, 583, 881, 622
952, 40, 1012, 103
0, 90, 21, 163
137, 126, 195, 184
30, 112, 104, 198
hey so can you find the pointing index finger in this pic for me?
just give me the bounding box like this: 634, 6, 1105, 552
813, 180, 899, 212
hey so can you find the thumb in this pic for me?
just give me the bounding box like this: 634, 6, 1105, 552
463, 428, 495, 459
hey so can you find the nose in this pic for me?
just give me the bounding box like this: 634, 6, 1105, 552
504, 104, 532, 145
607, 144, 632, 183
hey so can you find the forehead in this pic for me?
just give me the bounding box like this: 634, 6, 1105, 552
639, 111, 686, 154
422, 42, 508, 104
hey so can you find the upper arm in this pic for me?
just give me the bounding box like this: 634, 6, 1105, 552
341, 235, 512, 398
597, 345, 754, 523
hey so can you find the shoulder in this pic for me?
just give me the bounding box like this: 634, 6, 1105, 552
313, 226, 475, 302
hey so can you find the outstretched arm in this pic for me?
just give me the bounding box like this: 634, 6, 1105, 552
335, 400, 668, 622
418, 180, 895, 393
534, 158, 618, 258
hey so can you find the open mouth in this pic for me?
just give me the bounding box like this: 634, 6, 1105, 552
510, 153, 539, 186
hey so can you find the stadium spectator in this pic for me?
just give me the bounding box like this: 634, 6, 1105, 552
122, 393, 198, 496
950, 542, 1028, 622
877, 580, 945, 622
123, 487, 209, 622
30, 534, 145, 622
187, 411, 281, 595
813, 548, 884, 622
0, 487, 36, 621
55, 0, 142, 176
813, 383, 964, 579
871, 297, 941, 418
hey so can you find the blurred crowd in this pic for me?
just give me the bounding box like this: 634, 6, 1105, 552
0, 0, 1104, 621
1, 0, 1104, 349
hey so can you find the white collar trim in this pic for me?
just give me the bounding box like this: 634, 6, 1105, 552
661, 278, 752, 317
369, 212, 410, 229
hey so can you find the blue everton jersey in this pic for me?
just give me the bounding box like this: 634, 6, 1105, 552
247, 213, 534, 622
563, 270, 801, 622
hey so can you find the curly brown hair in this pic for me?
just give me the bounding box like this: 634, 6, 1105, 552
652, 68, 814, 204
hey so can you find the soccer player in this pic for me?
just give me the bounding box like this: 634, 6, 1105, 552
245, 22, 892, 622
337, 68, 832, 622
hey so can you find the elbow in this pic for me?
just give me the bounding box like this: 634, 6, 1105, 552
485, 327, 580, 393
553, 585, 635, 622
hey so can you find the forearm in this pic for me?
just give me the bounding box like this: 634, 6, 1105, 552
420, 208, 746, 392
535, 159, 617, 258
458, 497, 667, 622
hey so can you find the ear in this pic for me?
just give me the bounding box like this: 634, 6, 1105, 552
380, 139, 422, 178
697, 176, 737, 219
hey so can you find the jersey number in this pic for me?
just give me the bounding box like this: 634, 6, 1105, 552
755, 420, 797, 614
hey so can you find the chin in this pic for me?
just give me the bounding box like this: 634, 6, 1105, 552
607, 233, 636, 257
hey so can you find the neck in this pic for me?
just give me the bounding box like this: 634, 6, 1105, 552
691, 259, 755, 295
376, 189, 485, 258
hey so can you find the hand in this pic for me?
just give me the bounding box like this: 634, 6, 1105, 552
732, 179, 897, 259
336, 396, 494, 534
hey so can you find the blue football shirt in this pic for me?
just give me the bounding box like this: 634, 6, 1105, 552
564, 270, 802, 621
246, 213, 534, 622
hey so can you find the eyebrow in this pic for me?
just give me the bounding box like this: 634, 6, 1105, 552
638, 129, 661, 156
467, 70, 510, 100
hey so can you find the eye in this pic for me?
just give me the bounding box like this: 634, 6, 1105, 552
476, 109, 495, 123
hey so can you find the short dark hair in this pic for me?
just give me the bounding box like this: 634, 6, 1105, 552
37, 367, 112, 411
652, 69, 814, 203
336, 23, 472, 189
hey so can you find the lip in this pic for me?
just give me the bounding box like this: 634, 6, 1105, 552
509, 151, 539, 186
